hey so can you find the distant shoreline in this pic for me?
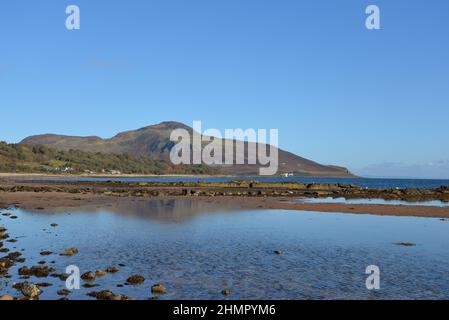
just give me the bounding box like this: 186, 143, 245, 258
0, 173, 357, 179
0, 173, 236, 179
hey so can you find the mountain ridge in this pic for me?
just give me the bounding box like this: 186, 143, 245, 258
21, 121, 353, 177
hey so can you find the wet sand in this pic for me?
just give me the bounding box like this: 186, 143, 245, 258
1, 178, 449, 218
1, 191, 449, 219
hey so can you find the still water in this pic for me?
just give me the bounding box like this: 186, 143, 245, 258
302, 197, 449, 207
1, 199, 449, 300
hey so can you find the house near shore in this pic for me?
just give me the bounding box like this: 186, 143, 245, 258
281, 172, 294, 177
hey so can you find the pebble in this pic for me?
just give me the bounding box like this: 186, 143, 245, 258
151, 284, 166, 294
81, 271, 96, 281
60, 247, 78, 256
95, 270, 106, 277
126, 275, 145, 285
57, 289, 71, 296
222, 289, 231, 296
106, 266, 119, 273
395, 242, 417, 247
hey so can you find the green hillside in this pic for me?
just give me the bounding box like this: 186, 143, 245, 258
0, 141, 219, 175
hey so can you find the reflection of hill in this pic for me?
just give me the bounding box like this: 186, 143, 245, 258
25, 198, 240, 223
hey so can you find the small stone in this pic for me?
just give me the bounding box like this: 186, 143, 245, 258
57, 289, 71, 296
60, 247, 78, 256
151, 284, 166, 294
87, 290, 130, 300
51, 273, 69, 281
95, 270, 106, 277
0, 258, 14, 269
274, 250, 284, 255
31, 265, 55, 277
36, 282, 52, 287
395, 242, 416, 247
222, 289, 231, 296
13, 283, 24, 290
8, 252, 22, 260
50, 223, 59, 227
18, 266, 31, 276
40, 251, 53, 256
87, 290, 114, 300
106, 266, 119, 273
20, 283, 41, 299
126, 275, 145, 285
81, 271, 96, 281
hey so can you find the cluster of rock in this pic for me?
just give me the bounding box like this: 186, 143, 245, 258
2, 180, 449, 202
1, 215, 170, 300
0, 225, 18, 278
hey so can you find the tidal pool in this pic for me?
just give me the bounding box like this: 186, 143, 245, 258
301, 197, 449, 207
1, 199, 449, 300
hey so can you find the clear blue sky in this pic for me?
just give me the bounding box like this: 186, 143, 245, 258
1, 0, 448, 178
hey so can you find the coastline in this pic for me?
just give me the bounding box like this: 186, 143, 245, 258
0, 172, 358, 179
2, 192, 449, 218
1, 179, 448, 218
0, 173, 236, 179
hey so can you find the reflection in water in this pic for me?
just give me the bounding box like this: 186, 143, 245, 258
1, 199, 449, 300
24, 198, 242, 223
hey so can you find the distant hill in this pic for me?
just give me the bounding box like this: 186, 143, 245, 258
0, 142, 218, 175
20, 121, 353, 177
